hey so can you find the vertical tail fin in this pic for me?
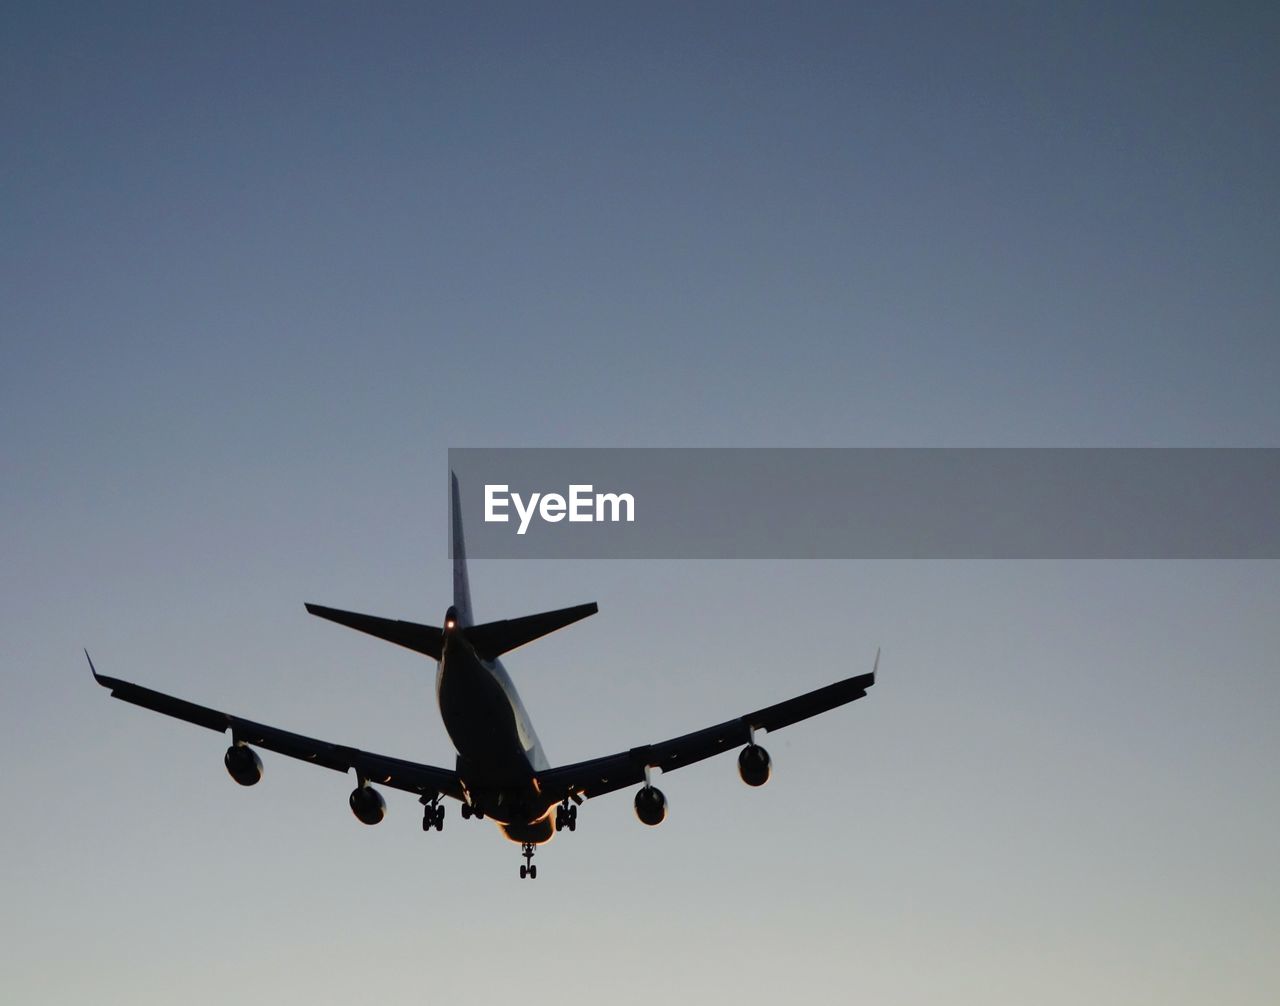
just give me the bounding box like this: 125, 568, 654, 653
450, 471, 475, 627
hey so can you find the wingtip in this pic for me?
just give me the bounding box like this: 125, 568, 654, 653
872, 646, 880, 680
85, 649, 102, 683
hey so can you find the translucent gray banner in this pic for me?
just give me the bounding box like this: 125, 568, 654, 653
447, 448, 1280, 559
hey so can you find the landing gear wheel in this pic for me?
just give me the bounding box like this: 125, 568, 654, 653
519, 841, 537, 879
557, 800, 579, 833
421, 797, 445, 832
461, 803, 472, 820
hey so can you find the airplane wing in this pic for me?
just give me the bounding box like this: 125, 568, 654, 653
536, 653, 877, 802
87, 652, 463, 800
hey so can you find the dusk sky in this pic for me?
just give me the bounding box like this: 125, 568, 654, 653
3, 4, 1277, 1003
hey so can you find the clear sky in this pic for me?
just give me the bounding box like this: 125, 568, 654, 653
3, 3, 1277, 1003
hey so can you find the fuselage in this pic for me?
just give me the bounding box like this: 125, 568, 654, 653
435, 617, 557, 843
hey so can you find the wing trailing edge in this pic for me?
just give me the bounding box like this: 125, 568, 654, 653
86, 651, 463, 798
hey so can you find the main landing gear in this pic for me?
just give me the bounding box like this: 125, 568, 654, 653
460, 802, 485, 820
421, 794, 445, 832
519, 842, 538, 880
555, 799, 578, 832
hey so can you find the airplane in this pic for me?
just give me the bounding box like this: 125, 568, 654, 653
90, 475, 878, 879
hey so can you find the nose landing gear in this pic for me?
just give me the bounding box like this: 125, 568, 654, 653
518, 842, 538, 879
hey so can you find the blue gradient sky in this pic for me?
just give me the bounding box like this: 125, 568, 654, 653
3, 4, 1277, 1003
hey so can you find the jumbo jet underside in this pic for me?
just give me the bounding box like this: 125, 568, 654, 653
90, 475, 877, 878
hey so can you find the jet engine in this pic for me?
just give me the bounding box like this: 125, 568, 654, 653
224, 744, 263, 786
349, 785, 387, 826
737, 743, 772, 787
633, 785, 668, 826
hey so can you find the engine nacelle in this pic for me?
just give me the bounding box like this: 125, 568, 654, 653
349, 785, 387, 825
633, 784, 668, 826
224, 744, 263, 786
738, 743, 772, 787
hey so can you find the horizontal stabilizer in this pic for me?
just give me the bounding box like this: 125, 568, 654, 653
465, 603, 598, 660
305, 604, 443, 660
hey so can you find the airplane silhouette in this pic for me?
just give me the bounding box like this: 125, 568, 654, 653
90, 475, 877, 878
